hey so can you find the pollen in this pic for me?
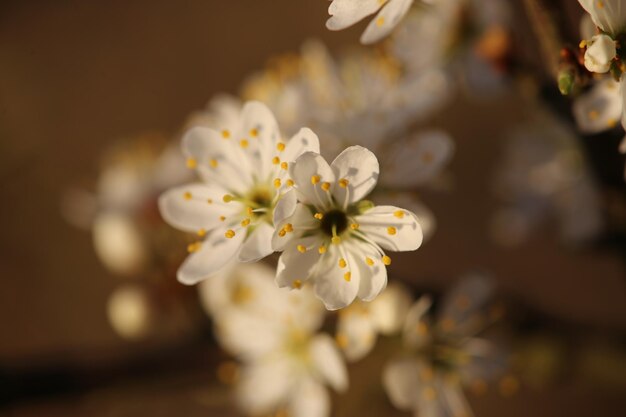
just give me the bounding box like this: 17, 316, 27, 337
277, 142, 285, 152
297, 244, 307, 253
249, 128, 258, 137
219, 215, 226, 221
286, 179, 294, 187
331, 236, 341, 245
274, 178, 282, 188
272, 156, 281, 165
183, 192, 193, 200
338, 258, 347, 268
186, 157, 197, 169
239, 139, 249, 148
311, 175, 321, 185
579, 39, 587, 49
314, 213, 324, 220
338, 178, 349, 188
376, 16, 385, 27
365, 257, 374, 266
209, 158, 218, 168
278, 229, 287, 237
224, 229, 236, 239
197, 228, 207, 237
343, 272, 351, 282
350, 223, 359, 230
241, 218, 251, 227
284, 223, 293, 232
292, 279, 302, 289
221, 129, 231, 139
318, 245, 327, 254
387, 226, 397, 235
223, 194, 234, 203
393, 210, 405, 218
321, 182, 331, 191
280, 162, 288, 170
187, 241, 202, 253
382, 255, 391, 265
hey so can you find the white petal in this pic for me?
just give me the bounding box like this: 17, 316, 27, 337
216, 308, 285, 359
235, 357, 294, 415
289, 152, 336, 210
402, 295, 433, 348
177, 226, 245, 285
310, 334, 349, 392
381, 130, 454, 188
312, 244, 360, 310
377, 193, 437, 242
282, 127, 321, 164
353, 240, 388, 302
272, 203, 319, 252
621, 73, 626, 130
275, 237, 322, 288
237, 222, 275, 262
355, 205, 423, 252
158, 183, 239, 233
236, 101, 281, 180
273, 189, 298, 226
368, 282, 413, 335
330, 145, 380, 207
438, 274, 494, 337
382, 357, 421, 410
336, 307, 377, 361
326, 0, 383, 31
360, 0, 414, 44
288, 377, 330, 417
578, 0, 626, 36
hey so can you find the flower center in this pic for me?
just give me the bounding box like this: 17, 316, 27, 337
320, 209, 348, 237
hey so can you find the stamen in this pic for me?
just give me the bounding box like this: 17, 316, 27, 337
365, 257, 374, 266
376, 16, 385, 27
292, 279, 302, 289
197, 228, 207, 237
588, 110, 599, 120
239, 139, 249, 148
278, 229, 287, 237
579, 39, 587, 48
338, 178, 349, 188
183, 192, 193, 200
241, 218, 251, 227
338, 258, 347, 268
207, 198, 213, 204
219, 215, 226, 222
221, 129, 231, 139
186, 158, 197, 169
335, 333, 348, 348
350, 223, 359, 230
332, 236, 341, 245
274, 178, 282, 188
382, 255, 391, 265
209, 159, 218, 168
387, 226, 397, 235
343, 272, 351, 282
249, 128, 258, 137
318, 245, 327, 254
284, 223, 293, 232
314, 213, 324, 220
286, 179, 294, 187
223, 194, 234, 203
277, 142, 285, 152
187, 241, 202, 253
246, 207, 254, 216
311, 175, 321, 185
272, 156, 280, 165
280, 162, 288, 170
393, 210, 405, 218
422, 387, 437, 401
321, 182, 331, 191
224, 229, 236, 239
297, 244, 307, 253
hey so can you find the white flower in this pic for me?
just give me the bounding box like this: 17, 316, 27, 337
214, 273, 346, 417
159, 101, 320, 284
272, 146, 423, 310
578, 0, 626, 37
573, 77, 622, 133
583, 34, 617, 73
335, 283, 413, 361
326, 0, 414, 44
383, 275, 510, 417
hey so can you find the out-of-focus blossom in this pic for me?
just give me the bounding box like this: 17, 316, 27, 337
326, 0, 414, 44
159, 101, 319, 285
213, 267, 346, 417
492, 109, 603, 246
107, 284, 152, 340
573, 78, 622, 134
336, 282, 413, 361
578, 0, 626, 38
383, 275, 510, 417
272, 146, 423, 310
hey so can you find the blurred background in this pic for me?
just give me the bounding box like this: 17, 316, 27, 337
0, 0, 625, 416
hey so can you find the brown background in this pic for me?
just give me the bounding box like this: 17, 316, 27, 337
0, 0, 624, 416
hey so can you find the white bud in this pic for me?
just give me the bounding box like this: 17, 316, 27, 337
584, 34, 617, 73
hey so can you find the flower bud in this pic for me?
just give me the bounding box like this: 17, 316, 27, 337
584, 34, 617, 74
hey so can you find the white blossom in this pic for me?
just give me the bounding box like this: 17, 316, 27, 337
578, 0, 626, 38
583, 34, 617, 73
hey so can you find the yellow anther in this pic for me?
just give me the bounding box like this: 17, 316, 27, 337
314, 213, 324, 220
197, 228, 207, 237
246, 207, 254, 216
387, 226, 397, 235
280, 161, 288, 170
499, 376, 520, 397
321, 182, 331, 191
318, 245, 327, 254
376, 16, 385, 27
579, 39, 587, 49
286, 179, 294, 187
241, 218, 251, 227
278, 229, 287, 237
239, 139, 249, 148
274, 178, 282, 188
223, 194, 234, 203
284, 223, 293, 232
183, 192, 193, 200
297, 244, 307, 253
311, 175, 321, 185
343, 272, 351, 282
338, 178, 349, 188
272, 156, 281, 165
207, 198, 213, 204
394, 210, 405, 218
350, 223, 359, 230
471, 379, 488, 396
224, 229, 236, 239
365, 257, 374, 266
249, 128, 258, 137
221, 129, 231, 139
608, 118, 617, 128
219, 215, 226, 222
339, 258, 347, 268
277, 142, 285, 152
335, 333, 349, 348
597, 0, 604, 8
331, 236, 341, 245
209, 158, 218, 168
292, 279, 302, 289
422, 387, 437, 401
187, 241, 202, 253
588, 110, 599, 120
186, 157, 197, 169
382, 255, 391, 265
